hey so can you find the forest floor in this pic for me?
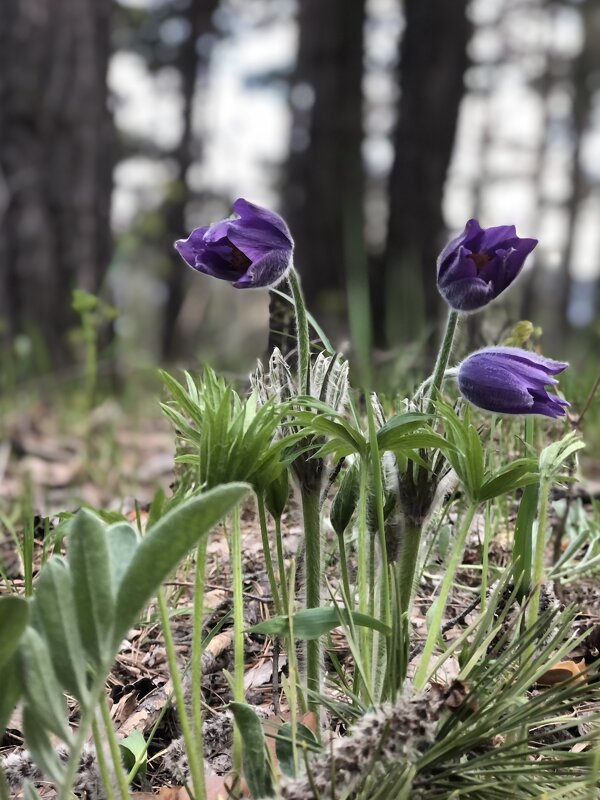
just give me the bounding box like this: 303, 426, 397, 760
3, 399, 600, 798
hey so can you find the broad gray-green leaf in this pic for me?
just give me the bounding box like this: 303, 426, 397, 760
0, 594, 29, 670
106, 522, 140, 587
20, 628, 70, 740
250, 607, 392, 640
68, 509, 115, 667
229, 702, 274, 798
113, 482, 250, 648
32, 557, 88, 702
22, 704, 66, 784
0, 655, 23, 733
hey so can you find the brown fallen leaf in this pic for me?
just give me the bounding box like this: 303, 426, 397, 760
537, 659, 587, 687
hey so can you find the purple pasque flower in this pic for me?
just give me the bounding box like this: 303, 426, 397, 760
175, 198, 293, 289
437, 219, 537, 312
457, 347, 569, 418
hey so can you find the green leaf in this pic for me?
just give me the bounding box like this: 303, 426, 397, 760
22, 704, 65, 784
19, 628, 70, 740
0, 594, 29, 670
120, 729, 148, 775
68, 509, 115, 667
112, 483, 250, 648
250, 607, 392, 640
106, 522, 140, 587
478, 459, 539, 502
513, 482, 539, 597
376, 412, 429, 447
539, 431, 585, 478
229, 702, 274, 798
275, 721, 319, 778
0, 655, 23, 734
32, 557, 89, 702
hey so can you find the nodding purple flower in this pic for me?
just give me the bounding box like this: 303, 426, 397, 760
175, 198, 293, 289
457, 347, 569, 418
437, 220, 537, 312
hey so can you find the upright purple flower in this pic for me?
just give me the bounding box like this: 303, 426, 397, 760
457, 347, 569, 418
175, 198, 293, 289
437, 220, 537, 312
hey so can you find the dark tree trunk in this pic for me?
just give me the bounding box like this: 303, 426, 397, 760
550, 0, 597, 348
160, 0, 219, 361
282, 0, 366, 337
0, 0, 114, 366
378, 0, 471, 350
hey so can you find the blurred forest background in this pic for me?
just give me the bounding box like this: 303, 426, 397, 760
2, 0, 600, 388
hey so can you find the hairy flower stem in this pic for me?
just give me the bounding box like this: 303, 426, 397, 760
425, 309, 459, 418
257, 494, 283, 616
398, 520, 422, 616
99, 695, 130, 800
230, 507, 246, 774
92, 716, 118, 800
288, 266, 311, 395
366, 392, 391, 700
527, 475, 551, 653
336, 531, 353, 607
301, 488, 322, 719
356, 462, 372, 697
157, 588, 206, 800
414, 502, 477, 691
275, 516, 289, 611
59, 669, 115, 800
191, 538, 208, 780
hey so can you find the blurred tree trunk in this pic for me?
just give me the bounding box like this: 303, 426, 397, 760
160, 1, 219, 360
0, 0, 114, 366
282, 0, 366, 336
377, 0, 470, 350
550, 0, 596, 348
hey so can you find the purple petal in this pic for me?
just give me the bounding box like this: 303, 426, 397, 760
233, 248, 292, 289
233, 198, 293, 247
457, 347, 569, 418
479, 225, 518, 251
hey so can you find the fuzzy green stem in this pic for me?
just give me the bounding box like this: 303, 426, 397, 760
99, 694, 130, 800
301, 488, 322, 715
397, 519, 422, 615
191, 538, 208, 785
288, 266, 311, 395
229, 507, 246, 778
356, 462, 371, 696
425, 309, 459, 418
92, 716, 118, 800
275, 516, 289, 611
336, 532, 353, 607
414, 502, 477, 690
257, 494, 283, 615
528, 476, 551, 647
157, 587, 206, 800
59, 669, 112, 800
365, 393, 391, 622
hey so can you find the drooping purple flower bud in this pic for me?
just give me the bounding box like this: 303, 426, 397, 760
437, 219, 537, 312
457, 347, 569, 418
175, 198, 293, 289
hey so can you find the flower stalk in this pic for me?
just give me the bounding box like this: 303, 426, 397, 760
425, 308, 459, 418
287, 266, 311, 395
301, 488, 322, 716
414, 502, 478, 691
